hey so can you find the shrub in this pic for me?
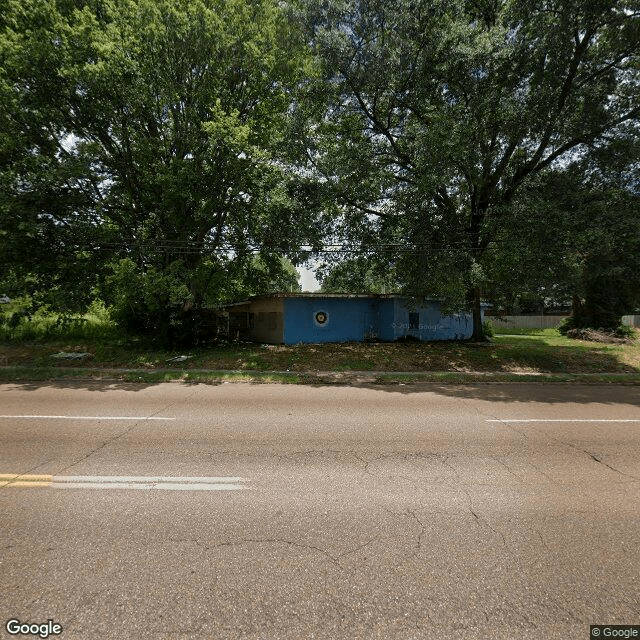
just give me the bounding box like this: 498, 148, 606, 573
615, 324, 637, 339
558, 316, 577, 335
0, 297, 118, 342
482, 319, 495, 338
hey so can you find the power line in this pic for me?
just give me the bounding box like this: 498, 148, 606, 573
23, 237, 568, 255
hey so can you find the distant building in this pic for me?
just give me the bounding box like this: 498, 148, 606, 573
221, 294, 482, 344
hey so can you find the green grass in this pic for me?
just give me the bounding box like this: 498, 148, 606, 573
2, 365, 638, 386
332, 359, 376, 371
0, 366, 96, 381
119, 370, 301, 384
492, 326, 561, 336
0, 366, 302, 384
2, 313, 639, 384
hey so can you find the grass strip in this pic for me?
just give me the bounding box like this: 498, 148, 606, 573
1, 366, 639, 385
0, 367, 302, 384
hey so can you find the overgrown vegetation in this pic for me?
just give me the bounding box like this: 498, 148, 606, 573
2, 324, 638, 377
0, 298, 119, 342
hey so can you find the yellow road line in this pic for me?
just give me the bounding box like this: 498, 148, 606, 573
0, 474, 53, 482
0, 474, 248, 490
0, 474, 53, 488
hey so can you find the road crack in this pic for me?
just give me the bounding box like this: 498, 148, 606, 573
58, 389, 197, 472
491, 416, 640, 482
169, 536, 380, 571
576, 447, 640, 481
58, 422, 142, 473
405, 509, 426, 550
441, 455, 508, 549
534, 529, 549, 551
488, 455, 525, 483
537, 430, 640, 483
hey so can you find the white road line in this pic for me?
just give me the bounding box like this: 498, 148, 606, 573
0, 415, 175, 421
152, 483, 243, 491
53, 482, 244, 491
487, 419, 640, 423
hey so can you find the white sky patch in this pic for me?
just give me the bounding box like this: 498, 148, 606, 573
296, 265, 321, 292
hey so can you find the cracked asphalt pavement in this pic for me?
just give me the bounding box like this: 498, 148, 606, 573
1, 381, 639, 639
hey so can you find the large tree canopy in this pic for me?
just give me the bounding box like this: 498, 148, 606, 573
0, 0, 318, 340
483, 165, 640, 327
306, 0, 640, 337
2, 0, 639, 342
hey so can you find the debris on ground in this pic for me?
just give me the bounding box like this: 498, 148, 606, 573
565, 329, 635, 344
165, 355, 192, 363
51, 352, 93, 360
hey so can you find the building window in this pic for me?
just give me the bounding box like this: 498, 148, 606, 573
409, 312, 419, 330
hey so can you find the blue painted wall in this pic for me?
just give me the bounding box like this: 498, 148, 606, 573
283, 297, 379, 344
279, 296, 480, 344
390, 299, 475, 341
377, 299, 396, 341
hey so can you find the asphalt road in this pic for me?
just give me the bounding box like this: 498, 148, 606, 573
1, 381, 639, 640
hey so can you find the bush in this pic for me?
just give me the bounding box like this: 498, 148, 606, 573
558, 316, 577, 335
482, 319, 495, 338
0, 297, 118, 342
615, 324, 637, 339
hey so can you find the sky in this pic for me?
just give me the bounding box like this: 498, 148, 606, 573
296, 266, 321, 292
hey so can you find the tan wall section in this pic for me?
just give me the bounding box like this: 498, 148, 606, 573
248, 298, 285, 344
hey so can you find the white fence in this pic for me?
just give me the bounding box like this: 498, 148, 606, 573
489, 315, 568, 329
623, 315, 640, 328
489, 315, 640, 329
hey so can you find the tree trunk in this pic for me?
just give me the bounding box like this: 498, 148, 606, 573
571, 295, 584, 317
468, 285, 485, 341
467, 195, 487, 341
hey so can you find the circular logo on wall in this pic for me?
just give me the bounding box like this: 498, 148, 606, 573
314, 310, 329, 326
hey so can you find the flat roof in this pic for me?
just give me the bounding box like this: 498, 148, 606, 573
220, 293, 444, 308
252, 293, 404, 299
219, 293, 491, 310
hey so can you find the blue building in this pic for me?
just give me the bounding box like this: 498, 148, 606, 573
224, 294, 481, 344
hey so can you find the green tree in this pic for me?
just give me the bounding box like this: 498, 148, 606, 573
0, 0, 318, 341
305, 0, 640, 338
483, 161, 640, 330
0, 0, 106, 310
318, 256, 396, 293
481, 170, 583, 315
